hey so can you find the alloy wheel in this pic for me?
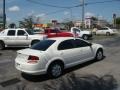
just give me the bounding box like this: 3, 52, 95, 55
51, 64, 62, 77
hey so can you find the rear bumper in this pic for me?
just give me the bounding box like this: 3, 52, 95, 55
15, 62, 47, 75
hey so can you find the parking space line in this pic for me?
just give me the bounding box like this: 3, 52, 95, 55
0, 78, 21, 87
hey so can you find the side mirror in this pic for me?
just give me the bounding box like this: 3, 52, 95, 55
24, 33, 28, 36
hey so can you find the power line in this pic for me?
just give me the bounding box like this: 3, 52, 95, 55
26, 0, 120, 16
27, 0, 120, 9
85, 0, 120, 5
27, 0, 79, 8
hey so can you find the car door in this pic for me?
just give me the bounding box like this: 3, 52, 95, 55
45, 29, 56, 38
73, 39, 94, 62
16, 30, 30, 46
55, 29, 62, 37
96, 29, 103, 34
72, 28, 81, 37
102, 28, 108, 34
4, 29, 17, 46
57, 39, 82, 67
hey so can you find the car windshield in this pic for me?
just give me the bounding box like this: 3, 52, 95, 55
26, 29, 34, 35
34, 28, 44, 33
31, 40, 56, 51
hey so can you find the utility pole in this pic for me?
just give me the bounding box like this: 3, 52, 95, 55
3, 0, 6, 29
81, 0, 85, 30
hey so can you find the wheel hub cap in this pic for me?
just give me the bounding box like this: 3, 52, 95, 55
52, 65, 62, 77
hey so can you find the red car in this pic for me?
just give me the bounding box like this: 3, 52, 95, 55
42, 28, 74, 38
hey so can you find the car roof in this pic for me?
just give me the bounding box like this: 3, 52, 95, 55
5, 28, 25, 30
47, 37, 90, 44
48, 37, 79, 41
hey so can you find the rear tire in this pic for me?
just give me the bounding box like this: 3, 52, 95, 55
47, 62, 64, 78
0, 41, 5, 50
95, 49, 103, 60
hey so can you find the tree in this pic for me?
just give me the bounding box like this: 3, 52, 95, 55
19, 16, 34, 29
115, 17, 120, 28
116, 17, 120, 24
91, 16, 98, 21
62, 21, 74, 30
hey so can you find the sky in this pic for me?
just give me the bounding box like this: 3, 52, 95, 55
0, 0, 120, 24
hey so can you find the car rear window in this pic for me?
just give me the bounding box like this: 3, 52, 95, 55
31, 40, 56, 51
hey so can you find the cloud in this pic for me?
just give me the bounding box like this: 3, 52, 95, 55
85, 12, 94, 18
64, 11, 70, 15
27, 10, 35, 16
36, 13, 46, 17
8, 6, 20, 12
80, 0, 84, 3
0, 0, 15, 3
6, 17, 11, 22
98, 15, 104, 19
35, 13, 46, 23
7, 0, 15, 3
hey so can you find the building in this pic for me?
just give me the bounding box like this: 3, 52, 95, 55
97, 19, 109, 27
74, 20, 82, 28
85, 17, 93, 28
85, 16, 109, 28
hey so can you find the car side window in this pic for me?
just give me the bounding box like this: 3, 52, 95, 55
100, 28, 108, 30
7, 30, 16, 36
51, 30, 57, 33
58, 40, 74, 50
73, 39, 90, 48
17, 30, 26, 36
73, 28, 80, 34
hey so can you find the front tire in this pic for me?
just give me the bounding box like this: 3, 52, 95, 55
0, 41, 5, 50
95, 49, 103, 60
48, 62, 64, 78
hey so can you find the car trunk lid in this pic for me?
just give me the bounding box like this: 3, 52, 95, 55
16, 48, 44, 63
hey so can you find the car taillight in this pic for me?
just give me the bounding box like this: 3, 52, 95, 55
27, 55, 39, 63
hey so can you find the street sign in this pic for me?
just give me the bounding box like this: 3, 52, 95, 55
113, 13, 116, 19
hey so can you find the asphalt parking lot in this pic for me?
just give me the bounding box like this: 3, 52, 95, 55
0, 35, 120, 90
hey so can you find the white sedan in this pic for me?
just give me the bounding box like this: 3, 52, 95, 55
15, 37, 104, 78
93, 27, 118, 36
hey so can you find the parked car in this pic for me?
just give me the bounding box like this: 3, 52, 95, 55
93, 27, 118, 36
15, 37, 104, 78
40, 28, 74, 38
71, 27, 92, 40
33, 28, 44, 34
0, 28, 47, 50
